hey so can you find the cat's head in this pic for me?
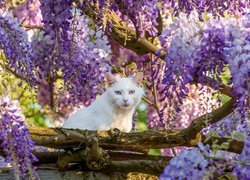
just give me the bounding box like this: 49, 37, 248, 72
106, 73, 143, 110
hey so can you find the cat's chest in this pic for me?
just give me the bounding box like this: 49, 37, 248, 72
112, 110, 128, 119
108, 110, 133, 132
94, 107, 131, 122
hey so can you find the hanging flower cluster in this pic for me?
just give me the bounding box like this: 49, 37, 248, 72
0, 96, 38, 179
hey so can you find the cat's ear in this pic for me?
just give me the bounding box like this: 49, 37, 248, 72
106, 73, 117, 86
132, 72, 143, 86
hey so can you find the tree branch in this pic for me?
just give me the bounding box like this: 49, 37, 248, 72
29, 94, 235, 150
180, 98, 235, 142
202, 135, 244, 154
79, 3, 165, 57
104, 160, 165, 176
29, 127, 183, 151
80, 2, 234, 99
193, 75, 233, 98
20, 24, 45, 31
34, 149, 169, 175
0, 96, 241, 174
34, 151, 171, 164
28, 96, 241, 154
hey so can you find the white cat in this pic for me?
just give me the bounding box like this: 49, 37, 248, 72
63, 73, 143, 132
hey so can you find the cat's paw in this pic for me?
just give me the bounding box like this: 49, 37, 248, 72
108, 128, 121, 138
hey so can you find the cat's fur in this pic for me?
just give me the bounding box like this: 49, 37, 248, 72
63, 73, 143, 132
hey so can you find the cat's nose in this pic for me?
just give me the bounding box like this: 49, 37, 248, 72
123, 99, 128, 103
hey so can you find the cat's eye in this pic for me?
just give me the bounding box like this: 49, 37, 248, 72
115, 90, 122, 95
129, 90, 135, 94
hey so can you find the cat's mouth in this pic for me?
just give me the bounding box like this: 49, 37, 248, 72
121, 103, 131, 109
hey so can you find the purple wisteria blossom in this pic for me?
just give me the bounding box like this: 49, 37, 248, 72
166, 0, 250, 17
13, 0, 43, 27
40, 0, 73, 40
114, 0, 160, 37
0, 95, 38, 179
233, 137, 250, 179
160, 148, 208, 179
33, 7, 111, 119
63, 9, 111, 104
0, 10, 36, 86
158, 12, 249, 128
159, 12, 203, 125
223, 14, 250, 116
79, 0, 160, 37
